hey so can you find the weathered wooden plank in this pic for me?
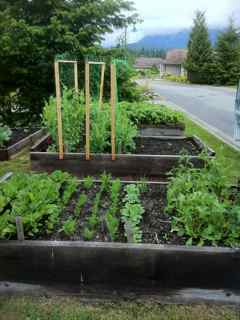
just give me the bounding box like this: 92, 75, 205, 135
0, 241, 239, 290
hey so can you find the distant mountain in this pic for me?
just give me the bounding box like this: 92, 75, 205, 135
128, 29, 221, 50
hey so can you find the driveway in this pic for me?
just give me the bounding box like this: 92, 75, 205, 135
141, 79, 240, 149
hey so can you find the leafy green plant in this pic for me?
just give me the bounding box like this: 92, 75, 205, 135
42, 89, 85, 152
120, 101, 185, 127
74, 193, 87, 216
121, 184, 145, 243
83, 227, 95, 241
43, 89, 138, 154
105, 179, 121, 240
60, 218, 77, 236
0, 171, 78, 239
0, 125, 12, 147
166, 157, 240, 247
83, 176, 94, 190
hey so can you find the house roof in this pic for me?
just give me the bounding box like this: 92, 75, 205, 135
163, 49, 187, 65
134, 57, 165, 69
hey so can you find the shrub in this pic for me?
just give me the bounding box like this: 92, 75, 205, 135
120, 101, 185, 127
163, 74, 189, 83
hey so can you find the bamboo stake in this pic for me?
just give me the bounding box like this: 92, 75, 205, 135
16, 216, 24, 241
74, 61, 79, 94
85, 62, 90, 160
54, 61, 64, 160
99, 63, 105, 109
110, 63, 116, 161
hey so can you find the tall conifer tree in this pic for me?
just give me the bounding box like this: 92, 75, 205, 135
185, 11, 215, 84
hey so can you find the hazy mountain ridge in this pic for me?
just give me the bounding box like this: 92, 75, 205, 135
128, 29, 221, 50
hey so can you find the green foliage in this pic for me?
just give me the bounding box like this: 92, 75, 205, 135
74, 194, 87, 216
0, 125, 12, 147
120, 101, 185, 127
0, 0, 138, 125
83, 176, 94, 190
185, 11, 216, 84
43, 89, 85, 152
121, 184, 145, 243
83, 227, 95, 241
166, 157, 240, 247
0, 171, 77, 239
163, 74, 189, 83
215, 19, 240, 86
43, 89, 138, 154
105, 179, 121, 240
60, 218, 77, 237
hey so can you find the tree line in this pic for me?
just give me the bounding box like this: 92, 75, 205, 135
185, 11, 240, 86
0, 0, 139, 126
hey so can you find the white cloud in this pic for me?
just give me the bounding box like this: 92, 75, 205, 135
103, 0, 240, 46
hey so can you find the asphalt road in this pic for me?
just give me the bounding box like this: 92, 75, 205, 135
142, 79, 240, 149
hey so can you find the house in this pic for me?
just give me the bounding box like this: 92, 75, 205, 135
134, 57, 165, 70
159, 49, 187, 77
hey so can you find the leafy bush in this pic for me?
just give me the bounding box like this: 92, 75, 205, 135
120, 101, 185, 127
0, 171, 78, 239
42, 89, 85, 152
121, 184, 145, 243
43, 89, 137, 154
163, 74, 189, 83
0, 125, 12, 147
166, 157, 240, 247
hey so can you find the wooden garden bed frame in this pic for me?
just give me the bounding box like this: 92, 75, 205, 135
0, 128, 46, 161
0, 174, 239, 302
30, 135, 215, 179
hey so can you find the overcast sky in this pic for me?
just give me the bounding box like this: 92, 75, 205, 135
104, 0, 240, 46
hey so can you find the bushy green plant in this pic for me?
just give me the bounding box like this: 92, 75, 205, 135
120, 101, 185, 127
43, 89, 137, 154
166, 157, 240, 247
0, 171, 77, 239
121, 184, 145, 243
0, 125, 12, 147
60, 218, 77, 236
74, 193, 87, 216
163, 74, 189, 83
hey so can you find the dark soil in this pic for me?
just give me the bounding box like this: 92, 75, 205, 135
1, 128, 37, 149
41, 182, 185, 245
135, 137, 200, 155
35, 136, 202, 156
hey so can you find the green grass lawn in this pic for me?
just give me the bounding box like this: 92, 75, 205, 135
0, 297, 239, 320
184, 117, 240, 184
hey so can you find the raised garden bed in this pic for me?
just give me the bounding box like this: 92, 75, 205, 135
30, 135, 215, 179
0, 128, 46, 161
138, 123, 185, 136
0, 172, 239, 297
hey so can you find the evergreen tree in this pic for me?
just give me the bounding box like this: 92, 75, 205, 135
215, 19, 240, 85
185, 11, 215, 84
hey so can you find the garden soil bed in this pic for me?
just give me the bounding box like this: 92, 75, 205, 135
0, 176, 239, 300
36, 182, 185, 245
0, 128, 46, 161
30, 135, 215, 179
